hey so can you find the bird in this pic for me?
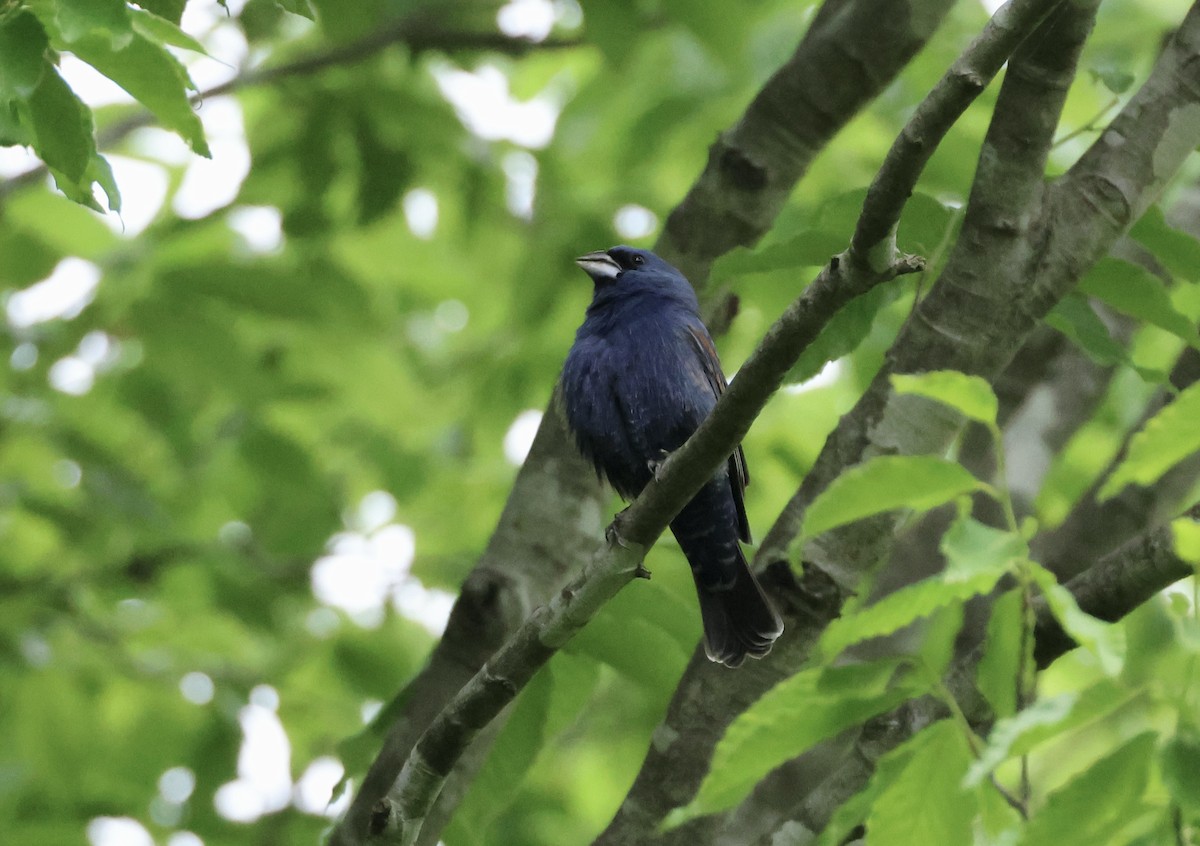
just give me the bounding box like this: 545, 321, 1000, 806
560, 245, 783, 667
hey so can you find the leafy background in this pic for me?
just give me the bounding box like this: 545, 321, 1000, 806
1, 0, 1198, 844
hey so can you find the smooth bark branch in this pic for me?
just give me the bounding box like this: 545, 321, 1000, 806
850, 0, 1064, 262
755, 2, 1200, 835
364, 256, 922, 846
336, 0, 964, 839
596, 3, 1076, 840
657, 0, 957, 284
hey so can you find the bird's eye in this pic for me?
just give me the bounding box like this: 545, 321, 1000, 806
631, 254, 645, 266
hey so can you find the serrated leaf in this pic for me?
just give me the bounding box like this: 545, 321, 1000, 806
1019, 733, 1155, 846
70, 30, 210, 156
964, 680, 1128, 787
891, 370, 999, 427
1160, 730, 1200, 815
1099, 381, 1200, 499
1078, 258, 1200, 347
0, 12, 49, 100
787, 283, 894, 384
976, 589, 1024, 719
819, 569, 1003, 660
25, 64, 94, 183
665, 659, 914, 825
713, 230, 845, 275
1029, 562, 1125, 675
1130, 204, 1200, 282
868, 721, 976, 846
803, 455, 983, 540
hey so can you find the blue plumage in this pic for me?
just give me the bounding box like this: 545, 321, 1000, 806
561, 246, 783, 667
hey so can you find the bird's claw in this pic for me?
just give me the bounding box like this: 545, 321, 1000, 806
605, 511, 631, 549
647, 449, 672, 481
606, 512, 652, 580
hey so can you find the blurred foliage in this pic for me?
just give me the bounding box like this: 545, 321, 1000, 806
2, 0, 1200, 845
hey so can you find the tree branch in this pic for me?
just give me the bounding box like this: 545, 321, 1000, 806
657, 0, 958, 285
357, 254, 921, 846
596, 2, 1074, 839
335, 0, 966, 838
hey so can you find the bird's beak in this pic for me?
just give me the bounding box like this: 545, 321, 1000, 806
575, 250, 621, 282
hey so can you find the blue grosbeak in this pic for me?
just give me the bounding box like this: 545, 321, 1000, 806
562, 246, 782, 667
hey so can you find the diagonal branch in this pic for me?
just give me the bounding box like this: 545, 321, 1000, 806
361, 254, 923, 846
657, 0, 958, 285
334, 0, 963, 839
596, 2, 1074, 839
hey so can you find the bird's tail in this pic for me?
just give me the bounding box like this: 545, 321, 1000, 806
692, 549, 783, 668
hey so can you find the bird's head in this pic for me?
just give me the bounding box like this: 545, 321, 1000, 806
574, 245, 682, 286
571, 244, 696, 307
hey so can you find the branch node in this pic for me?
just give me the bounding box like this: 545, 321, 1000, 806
369, 799, 392, 836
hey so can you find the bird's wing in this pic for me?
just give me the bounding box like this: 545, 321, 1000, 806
685, 324, 752, 543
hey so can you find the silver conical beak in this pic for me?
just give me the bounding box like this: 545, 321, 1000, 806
575, 250, 621, 282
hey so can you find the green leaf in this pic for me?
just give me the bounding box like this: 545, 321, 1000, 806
812, 725, 926, 846
130, 7, 209, 55
25, 64, 94, 183
713, 230, 845, 275
276, 0, 317, 19
54, 0, 132, 45
1045, 293, 1167, 382
88, 153, 121, 212
892, 369, 999, 427
0, 12, 49, 100
897, 192, 958, 258
976, 589, 1024, 719
964, 680, 1128, 786
1160, 730, 1200, 815
787, 283, 894, 384
1078, 258, 1200, 348
1130, 204, 1200, 283
819, 569, 1003, 660
132, 0, 187, 23
940, 512, 1027, 580
1099, 381, 1200, 499
802, 455, 983, 540
1172, 517, 1200, 565
666, 659, 915, 825
1090, 65, 1135, 95
1029, 562, 1126, 675
1019, 733, 1156, 846
867, 722, 976, 846
70, 30, 210, 156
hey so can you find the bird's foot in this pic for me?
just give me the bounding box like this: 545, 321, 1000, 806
605, 510, 631, 549
606, 511, 651, 580
647, 449, 672, 481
